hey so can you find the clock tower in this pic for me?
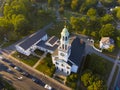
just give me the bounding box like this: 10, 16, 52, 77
58, 26, 71, 62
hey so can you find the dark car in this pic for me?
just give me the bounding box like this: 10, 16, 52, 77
2, 58, 11, 64
9, 63, 15, 68
14, 66, 23, 72
31, 77, 45, 86
21, 71, 30, 77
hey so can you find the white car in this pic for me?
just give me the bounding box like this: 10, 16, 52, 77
7, 68, 12, 72
17, 76, 23, 80
44, 84, 52, 90
0, 55, 3, 59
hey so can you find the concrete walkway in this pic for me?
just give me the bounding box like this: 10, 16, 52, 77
33, 52, 47, 69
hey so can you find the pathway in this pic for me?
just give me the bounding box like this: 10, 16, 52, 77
33, 52, 47, 69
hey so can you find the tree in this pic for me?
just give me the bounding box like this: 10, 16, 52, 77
99, 24, 115, 37
59, 6, 64, 15
116, 37, 120, 48
81, 70, 93, 86
101, 14, 114, 24
11, 14, 29, 35
87, 8, 97, 17
107, 45, 114, 52
71, 0, 79, 11
87, 80, 106, 90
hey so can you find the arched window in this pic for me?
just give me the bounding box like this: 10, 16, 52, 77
65, 45, 67, 50
62, 44, 64, 49
65, 37, 67, 41
63, 36, 64, 41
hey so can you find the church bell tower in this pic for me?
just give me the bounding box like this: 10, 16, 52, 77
58, 26, 71, 62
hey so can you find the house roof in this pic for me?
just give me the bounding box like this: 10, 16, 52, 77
45, 36, 59, 47
37, 41, 59, 52
18, 30, 46, 50
100, 37, 114, 44
68, 37, 85, 67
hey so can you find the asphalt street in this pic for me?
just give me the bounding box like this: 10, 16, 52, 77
0, 59, 46, 90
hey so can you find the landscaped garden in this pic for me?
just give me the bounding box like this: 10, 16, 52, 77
36, 54, 55, 77
12, 52, 39, 67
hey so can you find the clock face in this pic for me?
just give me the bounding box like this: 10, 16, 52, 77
60, 53, 65, 56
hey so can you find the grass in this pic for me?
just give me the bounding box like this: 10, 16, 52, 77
12, 52, 39, 67
110, 65, 119, 88
83, 54, 114, 82
36, 54, 55, 77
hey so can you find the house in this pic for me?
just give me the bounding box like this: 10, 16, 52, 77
99, 37, 114, 49
16, 30, 59, 56
52, 26, 85, 75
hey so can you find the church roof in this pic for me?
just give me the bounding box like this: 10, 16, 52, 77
18, 30, 46, 50
68, 37, 85, 67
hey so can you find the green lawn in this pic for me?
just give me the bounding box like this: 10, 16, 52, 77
83, 54, 114, 82
36, 54, 55, 77
12, 52, 39, 67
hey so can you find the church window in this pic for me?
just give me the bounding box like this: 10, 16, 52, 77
67, 66, 70, 69
65, 45, 67, 50
67, 71, 69, 74
62, 44, 64, 49
63, 36, 64, 41
61, 64, 64, 67
65, 37, 67, 41
56, 62, 59, 65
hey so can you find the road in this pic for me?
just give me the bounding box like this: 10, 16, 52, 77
0, 59, 45, 90
2, 51, 71, 90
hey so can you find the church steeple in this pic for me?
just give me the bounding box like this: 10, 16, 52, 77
60, 25, 69, 51
58, 25, 71, 62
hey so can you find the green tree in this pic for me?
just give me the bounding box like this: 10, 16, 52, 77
11, 14, 29, 35
81, 70, 93, 86
87, 8, 97, 17
107, 45, 114, 52
71, 0, 78, 11
99, 24, 115, 37
101, 14, 114, 24
116, 37, 120, 48
87, 80, 106, 90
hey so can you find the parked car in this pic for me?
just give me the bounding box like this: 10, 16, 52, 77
9, 63, 15, 68
21, 71, 30, 77
31, 76, 45, 86
44, 84, 52, 90
17, 76, 23, 80
2, 58, 11, 64
14, 66, 23, 72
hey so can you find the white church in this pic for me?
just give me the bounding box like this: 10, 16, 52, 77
16, 25, 85, 75
52, 26, 85, 75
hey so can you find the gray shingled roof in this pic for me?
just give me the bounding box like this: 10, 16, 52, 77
68, 37, 85, 67
19, 30, 46, 50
